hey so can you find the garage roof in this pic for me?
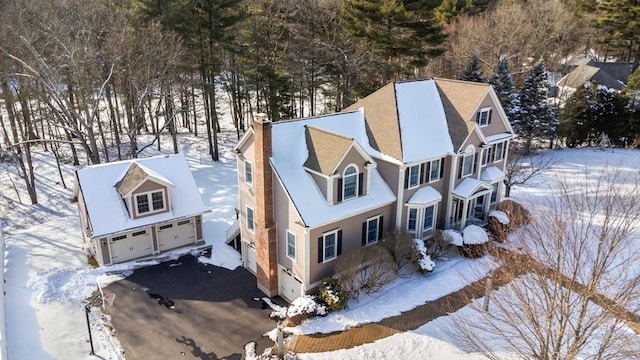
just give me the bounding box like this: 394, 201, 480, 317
76, 154, 209, 238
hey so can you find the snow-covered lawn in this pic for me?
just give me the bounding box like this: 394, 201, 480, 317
3, 130, 640, 359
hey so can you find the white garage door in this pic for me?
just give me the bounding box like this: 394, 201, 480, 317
109, 229, 153, 263
157, 218, 196, 252
279, 267, 302, 302
245, 242, 257, 274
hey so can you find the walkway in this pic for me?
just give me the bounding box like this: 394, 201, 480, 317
288, 247, 640, 353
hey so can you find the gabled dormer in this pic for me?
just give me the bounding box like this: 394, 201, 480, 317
303, 125, 376, 205
115, 162, 175, 219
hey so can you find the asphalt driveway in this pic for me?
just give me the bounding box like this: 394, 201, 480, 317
101, 255, 284, 360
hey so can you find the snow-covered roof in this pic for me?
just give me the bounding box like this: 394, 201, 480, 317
270, 112, 396, 228
452, 178, 492, 199
480, 166, 505, 182
484, 132, 513, 144
394, 80, 454, 163
76, 154, 209, 238
406, 186, 442, 205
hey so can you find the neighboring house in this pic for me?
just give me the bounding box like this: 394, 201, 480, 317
556, 58, 632, 98
232, 78, 514, 302
73, 154, 209, 266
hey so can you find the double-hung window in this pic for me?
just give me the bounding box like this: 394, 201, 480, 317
366, 217, 379, 245
244, 160, 253, 185
494, 142, 505, 162
246, 206, 255, 232
423, 205, 435, 232
407, 208, 418, 233
461, 153, 474, 177
478, 108, 491, 126
343, 165, 358, 200
286, 231, 296, 259
429, 159, 441, 182
322, 231, 337, 262
408, 165, 420, 188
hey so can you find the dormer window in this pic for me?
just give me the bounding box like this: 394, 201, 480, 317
135, 190, 165, 215
477, 107, 492, 126
343, 165, 358, 200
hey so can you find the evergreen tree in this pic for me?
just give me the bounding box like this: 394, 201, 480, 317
559, 85, 593, 147
594, 0, 640, 70
342, 0, 446, 86
488, 57, 516, 119
435, 0, 494, 24
512, 61, 557, 152
459, 54, 486, 83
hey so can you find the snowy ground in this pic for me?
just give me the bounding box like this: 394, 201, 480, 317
3, 121, 640, 360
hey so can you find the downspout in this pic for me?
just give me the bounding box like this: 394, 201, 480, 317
445, 154, 459, 229
395, 166, 405, 230
303, 226, 310, 294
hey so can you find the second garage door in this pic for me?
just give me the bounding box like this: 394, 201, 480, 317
157, 218, 196, 252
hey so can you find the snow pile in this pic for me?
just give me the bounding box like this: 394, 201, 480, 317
462, 225, 489, 245
488, 210, 510, 225
443, 229, 463, 246
286, 296, 327, 319
413, 239, 435, 272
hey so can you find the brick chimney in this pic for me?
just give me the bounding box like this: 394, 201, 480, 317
253, 114, 278, 297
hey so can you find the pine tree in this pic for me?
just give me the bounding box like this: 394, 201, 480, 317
512, 61, 557, 152
459, 55, 486, 83
489, 58, 516, 119
559, 85, 592, 147
594, 0, 640, 70
342, 0, 446, 86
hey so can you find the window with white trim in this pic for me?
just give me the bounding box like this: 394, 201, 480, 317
429, 159, 441, 182
481, 147, 489, 166
286, 231, 296, 259
343, 165, 358, 200
462, 152, 474, 177
491, 183, 499, 204
366, 216, 380, 245
408, 164, 420, 188
322, 230, 338, 262
478, 108, 491, 126
407, 208, 418, 233
423, 205, 435, 231
244, 160, 253, 185
494, 142, 505, 162
135, 190, 165, 215
246, 206, 255, 232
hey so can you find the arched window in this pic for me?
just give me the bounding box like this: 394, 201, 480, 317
461, 145, 475, 178
343, 165, 358, 200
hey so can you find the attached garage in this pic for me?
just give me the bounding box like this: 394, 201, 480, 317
157, 218, 196, 252
244, 241, 257, 274
109, 229, 153, 263
279, 266, 302, 302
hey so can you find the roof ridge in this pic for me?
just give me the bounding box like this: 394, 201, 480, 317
434, 77, 490, 87
305, 124, 354, 142
273, 110, 361, 126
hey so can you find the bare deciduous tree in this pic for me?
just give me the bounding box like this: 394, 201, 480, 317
503, 146, 557, 197
453, 171, 640, 360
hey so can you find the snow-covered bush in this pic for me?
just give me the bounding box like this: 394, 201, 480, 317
318, 277, 347, 311
413, 239, 435, 274
488, 210, 510, 242
268, 295, 327, 326
460, 225, 490, 258
443, 229, 463, 247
